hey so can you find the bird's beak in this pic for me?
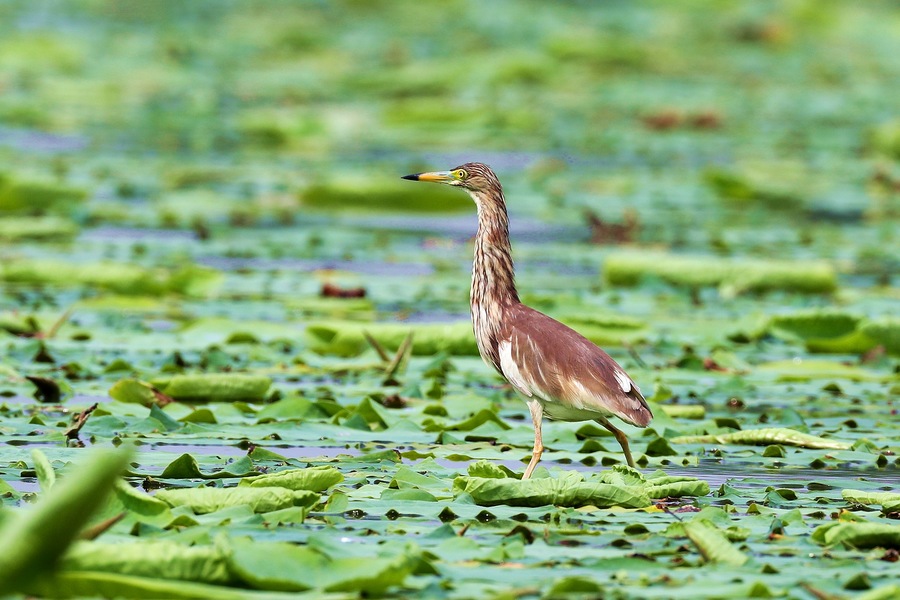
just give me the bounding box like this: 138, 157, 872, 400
401, 170, 453, 184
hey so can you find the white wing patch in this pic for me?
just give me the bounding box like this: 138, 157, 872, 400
499, 339, 533, 397
613, 369, 633, 394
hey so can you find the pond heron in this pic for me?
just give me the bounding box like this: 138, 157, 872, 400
402, 163, 652, 479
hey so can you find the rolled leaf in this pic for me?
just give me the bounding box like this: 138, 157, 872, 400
604, 252, 836, 296
812, 521, 900, 549
645, 476, 710, 499
670, 427, 850, 449
0, 258, 222, 297
842, 489, 900, 512
859, 318, 900, 355
659, 404, 706, 419
238, 466, 344, 492
0, 216, 79, 242
59, 541, 234, 585
453, 471, 651, 508
32, 449, 57, 492
109, 378, 168, 407
155, 486, 319, 514
683, 519, 749, 566
154, 374, 272, 402
306, 320, 477, 357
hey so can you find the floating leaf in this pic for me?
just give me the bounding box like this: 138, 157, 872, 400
868, 118, 900, 159
858, 318, 900, 355
645, 474, 710, 499
0, 216, 79, 242
306, 320, 477, 357
239, 466, 344, 492
109, 378, 173, 407
153, 374, 271, 402
812, 521, 900, 549
704, 161, 814, 210
155, 486, 319, 514
28, 571, 285, 600
101, 479, 172, 525
424, 408, 511, 432
0, 259, 222, 297
671, 427, 850, 449
59, 541, 234, 585
453, 471, 651, 508
770, 310, 861, 340
604, 252, 837, 296
0, 177, 86, 214
857, 584, 900, 600
159, 454, 257, 480
226, 536, 420, 593
683, 519, 749, 566
842, 490, 900, 513
466, 460, 517, 479
658, 404, 706, 419
31, 449, 57, 493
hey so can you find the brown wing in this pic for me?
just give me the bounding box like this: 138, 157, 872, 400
496, 303, 652, 427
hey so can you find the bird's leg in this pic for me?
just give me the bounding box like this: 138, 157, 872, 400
522, 400, 544, 480
597, 417, 636, 468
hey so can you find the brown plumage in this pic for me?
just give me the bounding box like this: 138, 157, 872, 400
402, 162, 652, 478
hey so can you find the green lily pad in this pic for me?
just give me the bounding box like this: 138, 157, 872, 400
155, 487, 319, 515
671, 427, 851, 449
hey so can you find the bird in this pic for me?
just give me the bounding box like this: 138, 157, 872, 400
402, 162, 652, 479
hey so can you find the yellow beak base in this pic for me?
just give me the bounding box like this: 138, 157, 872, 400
401, 171, 453, 183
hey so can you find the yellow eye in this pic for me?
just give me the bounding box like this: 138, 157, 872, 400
453, 169, 468, 180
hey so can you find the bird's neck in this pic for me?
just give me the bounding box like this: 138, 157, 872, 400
470, 189, 518, 369
471, 189, 519, 307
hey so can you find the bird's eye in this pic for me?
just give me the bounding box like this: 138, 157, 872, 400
453, 169, 468, 180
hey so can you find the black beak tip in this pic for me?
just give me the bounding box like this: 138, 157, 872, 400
401, 173, 419, 181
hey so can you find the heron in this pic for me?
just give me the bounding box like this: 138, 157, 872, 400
402, 162, 652, 479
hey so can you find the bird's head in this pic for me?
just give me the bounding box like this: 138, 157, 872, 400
402, 162, 501, 195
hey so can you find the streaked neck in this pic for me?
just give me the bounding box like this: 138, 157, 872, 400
468, 187, 517, 372
470, 189, 519, 311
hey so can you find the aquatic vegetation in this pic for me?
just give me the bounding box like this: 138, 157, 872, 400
0, 1, 897, 598
603, 252, 838, 296
0, 216, 79, 242
0, 177, 86, 215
